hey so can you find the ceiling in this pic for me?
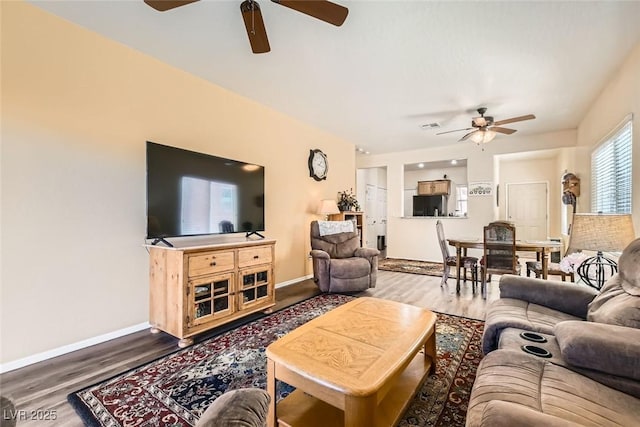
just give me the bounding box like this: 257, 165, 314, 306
29, 1, 640, 154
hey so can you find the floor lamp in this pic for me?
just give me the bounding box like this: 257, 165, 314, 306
566, 213, 636, 290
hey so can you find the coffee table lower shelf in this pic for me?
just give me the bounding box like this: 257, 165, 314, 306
275, 351, 433, 427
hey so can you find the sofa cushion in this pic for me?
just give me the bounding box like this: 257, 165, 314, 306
330, 257, 370, 279
195, 388, 269, 427
326, 257, 372, 293
555, 320, 640, 382
466, 350, 640, 427
498, 275, 597, 318
0, 396, 16, 427
476, 400, 583, 427
619, 237, 640, 295
587, 238, 640, 328
587, 274, 640, 328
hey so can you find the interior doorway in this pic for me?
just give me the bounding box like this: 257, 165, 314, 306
357, 167, 387, 251
506, 182, 548, 241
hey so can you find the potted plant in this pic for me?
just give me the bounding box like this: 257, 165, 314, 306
337, 188, 360, 212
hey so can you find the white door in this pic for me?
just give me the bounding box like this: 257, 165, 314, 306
377, 187, 387, 248
365, 184, 376, 248
507, 182, 548, 241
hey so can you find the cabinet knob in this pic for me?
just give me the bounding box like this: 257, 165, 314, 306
253, 255, 259, 259
210, 262, 217, 266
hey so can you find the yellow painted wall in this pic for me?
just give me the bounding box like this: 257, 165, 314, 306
0, 2, 355, 364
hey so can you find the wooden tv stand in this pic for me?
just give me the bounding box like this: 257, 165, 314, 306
146, 239, 276, 347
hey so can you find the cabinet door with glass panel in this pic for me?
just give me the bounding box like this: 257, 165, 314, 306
188, 272, 235, 327
238, 265, 273, 311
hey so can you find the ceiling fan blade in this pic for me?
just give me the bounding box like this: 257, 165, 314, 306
493, 114, 536, 126
435, 127, 473, 136
491, 127, 517, 135
272, 0, 348, 26
459, 130, 477, 142
144, 0, 199, 12
241, 1, 271, 54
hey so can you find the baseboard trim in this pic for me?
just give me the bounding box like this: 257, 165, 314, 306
276, 275, 313, 289
1, 276, 313, 373
0, 322, 151, 373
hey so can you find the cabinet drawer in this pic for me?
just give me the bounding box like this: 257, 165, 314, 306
238, 246, 272, 268
188, 251, 235, 277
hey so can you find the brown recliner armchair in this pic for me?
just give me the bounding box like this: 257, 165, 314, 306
310, 220, 379, 293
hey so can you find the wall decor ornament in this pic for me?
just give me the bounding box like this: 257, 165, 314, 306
468, 182, 493, 197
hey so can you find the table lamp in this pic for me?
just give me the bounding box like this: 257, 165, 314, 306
566, 213, 636, 289
318, 199, 340, 220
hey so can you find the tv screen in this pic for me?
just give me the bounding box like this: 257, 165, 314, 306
146, 142, 265, 240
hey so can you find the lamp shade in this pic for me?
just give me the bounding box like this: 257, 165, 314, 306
318, 199, 340, 215
567, 213, 636, 254
468, 129, 497, 144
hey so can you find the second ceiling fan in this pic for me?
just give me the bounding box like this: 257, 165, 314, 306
144, 0, 349, 54
436, 107, 536, 144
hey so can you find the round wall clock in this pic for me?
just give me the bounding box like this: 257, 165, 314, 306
308, 149, 328, 181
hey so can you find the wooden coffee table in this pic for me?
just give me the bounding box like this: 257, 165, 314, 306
266, 297, 437, 427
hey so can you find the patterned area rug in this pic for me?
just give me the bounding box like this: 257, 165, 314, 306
68, 294, 483, 427
379, 258, 479, 282
379, 258, 448, 277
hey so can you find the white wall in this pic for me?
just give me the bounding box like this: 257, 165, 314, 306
357, 130, 577, 262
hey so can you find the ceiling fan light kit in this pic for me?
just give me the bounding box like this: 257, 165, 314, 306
436, 107, 536, 145
144, 0, 348, 54
468, 129, 497, 144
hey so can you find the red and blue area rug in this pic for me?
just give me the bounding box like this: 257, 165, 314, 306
68, 294, 483, 426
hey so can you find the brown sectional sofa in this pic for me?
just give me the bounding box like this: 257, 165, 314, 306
467, 237, 640, 427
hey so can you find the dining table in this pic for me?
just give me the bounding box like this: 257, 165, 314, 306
447, 238, 562, 292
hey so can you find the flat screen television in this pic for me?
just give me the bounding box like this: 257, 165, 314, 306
146, 141, 265, 244
413, 195, 447, 217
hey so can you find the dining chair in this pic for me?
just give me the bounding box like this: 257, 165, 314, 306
436, 220, 478, 291
525, 238, 575, 282
481, 221, 521, 297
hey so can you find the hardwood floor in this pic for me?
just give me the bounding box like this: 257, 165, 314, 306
0, 270, 499, 426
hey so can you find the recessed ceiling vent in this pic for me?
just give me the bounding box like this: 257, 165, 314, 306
420, 122, 441, 130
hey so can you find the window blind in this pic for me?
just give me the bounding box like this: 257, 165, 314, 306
591, 118, 632, 214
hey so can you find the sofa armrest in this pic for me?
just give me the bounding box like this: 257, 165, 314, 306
354, 247, 380, 259
309, 250, 331, 292
499, 275, 598, 319
195, 388, 270, 427
555, 321, 640, 381
477, 400, 583, 427
310, 249, 330, 259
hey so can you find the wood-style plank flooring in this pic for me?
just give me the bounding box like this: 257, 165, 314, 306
0, 270, 500, 426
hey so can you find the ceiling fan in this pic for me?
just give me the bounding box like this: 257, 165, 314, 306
435, 107, 536, 144
144, 0, 348, 54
